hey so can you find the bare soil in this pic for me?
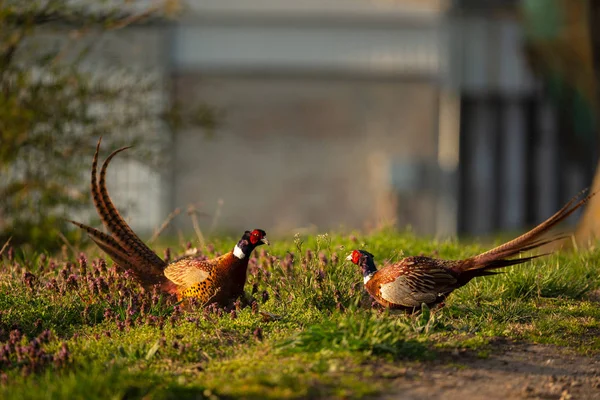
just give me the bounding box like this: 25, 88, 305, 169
379, 340, 600, 400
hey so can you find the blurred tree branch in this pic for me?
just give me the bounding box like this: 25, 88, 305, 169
0, 0, 215, 250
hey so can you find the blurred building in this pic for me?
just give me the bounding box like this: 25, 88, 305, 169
169, 0, 446, 237
102, 0, 596, 237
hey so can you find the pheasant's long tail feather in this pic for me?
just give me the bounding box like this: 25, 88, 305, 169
69, 220, 166, 285
459, 190, 594, 274
91, 139, 134, 239
96, 142, 166, 270
72, 138, 166, 286
477, 254, 547, 270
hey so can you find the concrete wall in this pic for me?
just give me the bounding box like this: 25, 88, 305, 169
166, 1, 447, 236
171, 75, 439, 235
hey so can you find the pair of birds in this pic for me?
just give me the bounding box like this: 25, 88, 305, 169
71, 139, 593, 311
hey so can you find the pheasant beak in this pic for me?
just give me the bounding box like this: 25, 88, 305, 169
261, 237, 270, 246
345, 254, 353, 261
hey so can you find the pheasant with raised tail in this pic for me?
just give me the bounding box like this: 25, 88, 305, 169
70, 138, 269, 306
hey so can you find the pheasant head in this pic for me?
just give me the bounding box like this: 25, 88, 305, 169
233, 229, 269, 259
346, 249, 377, 283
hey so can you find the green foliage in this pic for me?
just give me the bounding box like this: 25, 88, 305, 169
279, 311, 431, 359
0, 0, 214, 250
0, 230, 599, 398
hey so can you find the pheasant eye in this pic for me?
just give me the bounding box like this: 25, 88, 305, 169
352, 250, 361, 264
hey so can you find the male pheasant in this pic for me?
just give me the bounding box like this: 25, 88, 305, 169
346, 191, 593, 311
70, 138, 269, 306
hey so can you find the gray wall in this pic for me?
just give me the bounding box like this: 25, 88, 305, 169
172, 76, 439, 235
166, 3, 447, 235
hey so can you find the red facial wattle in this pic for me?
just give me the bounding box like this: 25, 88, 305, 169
352, 250, 361, 264
250, 230, 263, 244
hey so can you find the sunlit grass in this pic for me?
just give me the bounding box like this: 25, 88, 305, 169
0, 230, 599, 399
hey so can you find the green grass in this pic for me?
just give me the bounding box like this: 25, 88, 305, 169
1, 230, 599, 399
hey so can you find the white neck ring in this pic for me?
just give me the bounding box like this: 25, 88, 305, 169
233, 244, 246, 259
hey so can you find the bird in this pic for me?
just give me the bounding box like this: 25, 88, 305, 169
346, 191, 594, 311
69, 138, 269, 306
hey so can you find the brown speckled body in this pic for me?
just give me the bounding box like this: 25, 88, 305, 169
352, 190, 594, 311
164, 252, 249, 305
365, 257, 466, 310
70, 138, 264, 308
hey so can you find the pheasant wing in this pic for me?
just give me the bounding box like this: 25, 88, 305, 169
377, 257, 458, 308
163, 257, 216, 288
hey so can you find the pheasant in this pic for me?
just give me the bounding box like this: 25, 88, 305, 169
346, 191, 593, 311
69, 138, 269, 306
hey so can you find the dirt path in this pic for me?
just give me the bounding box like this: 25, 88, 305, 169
380, 340, 600, 400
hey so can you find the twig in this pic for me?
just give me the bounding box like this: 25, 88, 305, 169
187, 204, 206, 250
75, 289, 92, 306
107, 1, 166, 30
148, 207, 182, 244
57, 231, 78, 256
209, 198, 224, 234
177, 229, 186, 249
0, 237, 12, 257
